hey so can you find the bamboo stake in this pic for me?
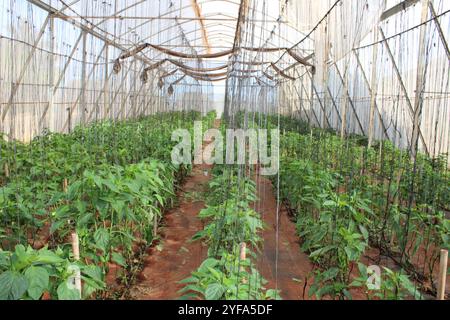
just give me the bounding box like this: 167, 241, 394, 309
71, 232, 82, 298
240, 243, 247, 284
437, 249, 448, 300
153, 214, 158, 238
63, 178, 68, 193
240, 242, 247, 261
4, 163, 9, 178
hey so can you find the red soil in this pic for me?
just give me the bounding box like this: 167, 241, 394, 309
128, 150, 214, 299
254, 174, 370, 300
253, 174, 314, 300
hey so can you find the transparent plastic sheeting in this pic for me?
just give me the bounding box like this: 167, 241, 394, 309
281, 0, 449, 162
0, 0, 449, 164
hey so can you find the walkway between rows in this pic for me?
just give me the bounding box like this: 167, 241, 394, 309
254, 175, 314, 300
129, 147, 213, 299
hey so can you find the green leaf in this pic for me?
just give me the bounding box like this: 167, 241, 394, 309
155, 194, 165, 206
342, 288, 353, 300
358, 225, 369, 241
50, 220, 66, 235
24, 266, 49, 300
54, 205, 71, 219
321, 267, 340, 281
0, 251, 9, 268
0, 271, 28, 300
323, 200, 336, 207
57, 282, 80, 300
309, 245, 336, 258
82, 265, 104, 285
198, 258, 218, 272
93, 175, 104, 189
36, 250, 65, 264
111, 252, 127, 268
205, 283, 224, 300
265, 289, 282, 300
77, 212, 94, 227
178, 276, 198, 284
179, 284, 204, 295
178, 293, 199, 300
94, 228, 110, 252
67, 181, 82, 200
207, 267, 222, 280
111, 200, 125, 215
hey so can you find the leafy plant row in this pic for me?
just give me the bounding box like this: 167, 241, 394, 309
180, 166, 280, 300
232, 111, 448, 299
279, 157, 422, 299
267, 113, 448, 299
0, 111, 216, 300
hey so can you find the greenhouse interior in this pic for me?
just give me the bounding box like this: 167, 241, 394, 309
0, 0, 449, 303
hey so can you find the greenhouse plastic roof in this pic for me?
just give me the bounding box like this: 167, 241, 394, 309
32, 0, 307, 60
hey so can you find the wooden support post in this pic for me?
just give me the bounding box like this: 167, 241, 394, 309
321, 21, 330, 129
4, 163, 10, 178
63, 178, 68, 193
103, 44, 109, 120
368, 27, 379, 148
153, 213, 158, 238
71, 232, 82, 298
437, 249, 448, 300
411, 0, 430, 161
240, 242, 247, 284
80, 32, 87, 125
309, 71, 316, 126
44, 16, 55, 132
340, 68, 349, 139
240, 242, 246, 261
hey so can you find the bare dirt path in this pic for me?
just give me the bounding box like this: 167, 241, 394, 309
129, 149, 214, 300
254, 174, 314, 300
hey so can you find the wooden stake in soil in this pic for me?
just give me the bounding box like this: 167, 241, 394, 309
240, 243, 247, 284
63, 178, 68, 193
71, 232, 82, 298
240, 242, 247, 261
437, 249, 448, 300
153, 214, 158, 238
4, 162, 9, 178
